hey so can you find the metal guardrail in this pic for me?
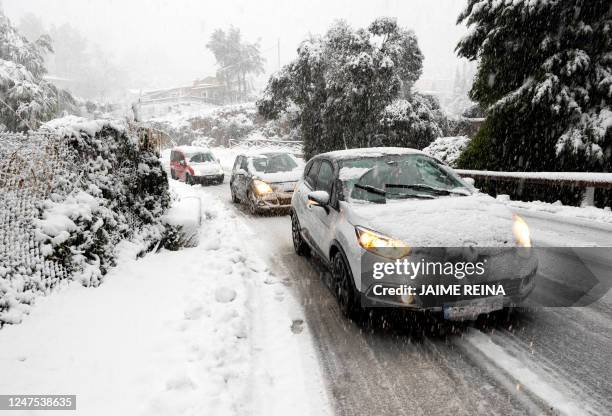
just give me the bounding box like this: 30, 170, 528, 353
228, 138, 303, 148
455, 169, 612, 207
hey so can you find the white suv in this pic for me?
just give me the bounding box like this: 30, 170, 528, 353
290, 148, 537, 319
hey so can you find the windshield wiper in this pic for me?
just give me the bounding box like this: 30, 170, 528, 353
354, 183, 386, 196
385, 184, 468, 196
354, 183, 434, 200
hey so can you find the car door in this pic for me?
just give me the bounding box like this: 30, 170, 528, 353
294, 159, 321, 248
236, 156, 251, 199
308, 159, 339, 260
175, 151, 187, 181
231, 156, 243, 195
170, 150, 178, 177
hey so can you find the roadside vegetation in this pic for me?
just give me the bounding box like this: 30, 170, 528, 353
456, 0, 611, 206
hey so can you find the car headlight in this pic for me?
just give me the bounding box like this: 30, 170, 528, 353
355, 226, 411, 259
253, 180, 273, 195
513, 214, 531, 247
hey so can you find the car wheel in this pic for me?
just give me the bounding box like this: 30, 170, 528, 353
247, 191, 258, 215
332, 250, 360, 320
291, 212, 310, 256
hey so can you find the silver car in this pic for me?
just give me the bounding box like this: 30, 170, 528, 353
290, 148, 537, 320
230, 151, 303, 215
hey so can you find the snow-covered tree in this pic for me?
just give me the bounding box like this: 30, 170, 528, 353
0, 60, 58, 131
258, 18, 442, 158
207, 27, 265, 101
456, 0, 612, 176
0, 10, 60, 131
379, 93, 444, 149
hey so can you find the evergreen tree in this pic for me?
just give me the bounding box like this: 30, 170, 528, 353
0, 10, 63, 131
456, 0, 612, 176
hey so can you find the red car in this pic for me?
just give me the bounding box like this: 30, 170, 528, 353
170, 146, 224, 185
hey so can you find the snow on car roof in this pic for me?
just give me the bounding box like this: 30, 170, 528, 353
174, 145, 211, 155
241, 150, 295, 158
319, 147, 424, 160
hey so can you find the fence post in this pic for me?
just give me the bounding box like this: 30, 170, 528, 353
581, 186, 595, 207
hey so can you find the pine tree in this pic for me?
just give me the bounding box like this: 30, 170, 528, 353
0, 10, 61, 131
456, 0, 612, 176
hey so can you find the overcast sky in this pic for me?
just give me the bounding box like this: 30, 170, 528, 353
3, 0, 469, 90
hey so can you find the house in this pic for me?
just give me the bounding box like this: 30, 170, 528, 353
139, 76, 227, 105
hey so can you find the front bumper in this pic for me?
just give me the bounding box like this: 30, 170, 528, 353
253, 191, 293, 211
193, 174, 224, 184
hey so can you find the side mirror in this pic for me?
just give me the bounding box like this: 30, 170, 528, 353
463, 177, 475, 187
308, 191, 330, 207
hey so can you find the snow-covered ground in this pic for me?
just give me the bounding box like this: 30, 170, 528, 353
498, 195, 612, 225
0, 179, 330, 416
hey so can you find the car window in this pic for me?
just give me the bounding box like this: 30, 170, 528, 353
305, 160, 321, 188
303, 160, 313, 179
233, 156, 241, 171
190, 153, 214, 163
240, 156, 249, 171
250, 153, 298, 173
316, 160, 334, 193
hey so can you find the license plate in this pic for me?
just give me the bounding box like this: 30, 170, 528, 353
443, 296, 504, 321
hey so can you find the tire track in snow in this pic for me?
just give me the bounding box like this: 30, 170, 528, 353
456, 328, 604, 416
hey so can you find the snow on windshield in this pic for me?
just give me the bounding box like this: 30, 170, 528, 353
189, 152, 215, 163
340, 154, 471, 202
249, 153, 298, 173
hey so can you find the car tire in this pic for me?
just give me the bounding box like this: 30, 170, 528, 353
332, 250, 361, 320
291, 212, 310, 256
230, 184, 240, 203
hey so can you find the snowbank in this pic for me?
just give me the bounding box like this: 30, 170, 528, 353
497, 195, 612, 225
0, 179, 331, 416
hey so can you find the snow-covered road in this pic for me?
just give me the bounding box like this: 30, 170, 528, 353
199, 175, 612, 416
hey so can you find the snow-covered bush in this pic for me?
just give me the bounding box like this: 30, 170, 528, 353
0, 117, 171, 325
423, 136, 470, 167
379, 94, 444, 149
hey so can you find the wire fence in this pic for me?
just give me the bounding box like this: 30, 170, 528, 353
0, 132, 75, 306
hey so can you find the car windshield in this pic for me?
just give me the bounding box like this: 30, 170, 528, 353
250, 153, 298, 173
340, 154, 472, 203
189, 153, 215, 163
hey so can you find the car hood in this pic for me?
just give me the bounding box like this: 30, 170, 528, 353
255, 168, 302, 184
345, 193, 516, 247
191, 161, 222, 175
